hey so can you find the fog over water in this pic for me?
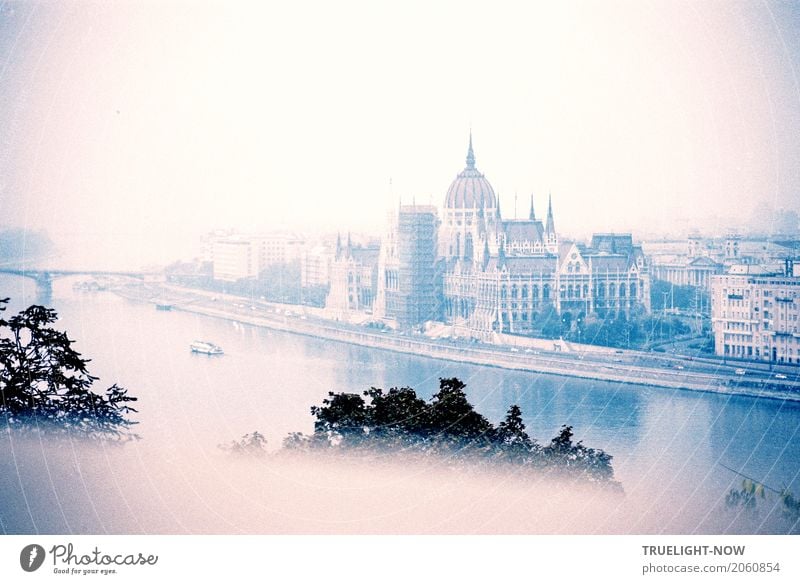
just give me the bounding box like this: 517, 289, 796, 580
1, 277, 798, 534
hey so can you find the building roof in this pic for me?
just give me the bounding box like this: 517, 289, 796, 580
503, 220, 544, 244
590, 233, 634, 254
688, 256, 722, 268
588, 255, 631, 272
444, 134, 497, 210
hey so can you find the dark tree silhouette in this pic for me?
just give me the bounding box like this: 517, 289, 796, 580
310, 392, 369, 445
297, 377, 617, 484
0, 299, 137, 439
425, 377, 495, 448
543, 425, 614, 481
495, 405, 537, 461
364, 386, 428, 442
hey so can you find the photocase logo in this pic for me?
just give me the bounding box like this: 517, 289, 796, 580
20, 544, 46, 572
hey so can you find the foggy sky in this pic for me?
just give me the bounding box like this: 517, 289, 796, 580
1, 1, 800, 268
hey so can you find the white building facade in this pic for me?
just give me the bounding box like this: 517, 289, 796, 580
711, 260, 800, 363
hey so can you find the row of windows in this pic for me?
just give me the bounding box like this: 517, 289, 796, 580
498, 282, 638, 299
722, 344, 799, 363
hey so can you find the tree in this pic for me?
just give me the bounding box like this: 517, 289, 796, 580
310, 392, 369, 446
537, 305, 561, 338
425, 377, 495, 448
219, 431, 268, 457
299, 378, 617, 484
364, 386, 428, 443
495, 404, 537, 462
722, 467, 800, 526
0, 299, 137, 439
543, 425, 614, 482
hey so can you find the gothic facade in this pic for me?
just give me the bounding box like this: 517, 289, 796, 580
440, 136, 651, 338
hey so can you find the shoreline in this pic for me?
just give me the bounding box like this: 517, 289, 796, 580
116, 283, 800, 404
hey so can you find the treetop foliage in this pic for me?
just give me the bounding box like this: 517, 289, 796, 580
219, 431, 268, 457
294, 377, 616, 483
0, 299, 138, 439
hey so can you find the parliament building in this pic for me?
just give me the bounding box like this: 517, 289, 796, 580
368, 135, 652, 337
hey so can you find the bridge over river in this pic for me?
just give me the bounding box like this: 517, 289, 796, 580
0, 268, 159, 303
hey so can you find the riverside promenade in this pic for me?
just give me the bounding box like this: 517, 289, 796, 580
116, 282, 800, 403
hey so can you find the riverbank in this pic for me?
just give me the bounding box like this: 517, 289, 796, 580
113, 282, 800, 403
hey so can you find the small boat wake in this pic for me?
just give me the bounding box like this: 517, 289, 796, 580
190, 341, 224, 355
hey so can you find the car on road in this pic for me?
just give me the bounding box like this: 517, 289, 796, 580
775, 373, 788, 380
734, 368, 746, 375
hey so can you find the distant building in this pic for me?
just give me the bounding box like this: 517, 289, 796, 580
645, 235, 800, 292
435, 135, 651, 338
211, 237, 261, 282
301, 243, 333, 288
647, 236, 724, 291
261, 233, 305, 266
724, 235, 740, 260
209, 232, 306, 282
325, 235, 380, 318
375, 205, 441, 328
710, 259, 800, 363
651, 255, 724, 289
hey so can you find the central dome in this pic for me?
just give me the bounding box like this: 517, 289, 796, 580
444, 135, 497, 210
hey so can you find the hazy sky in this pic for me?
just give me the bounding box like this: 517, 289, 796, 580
1, 1, 800, 267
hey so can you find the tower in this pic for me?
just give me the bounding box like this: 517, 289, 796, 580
438, 133, 500, 265
544, 193, 557, 250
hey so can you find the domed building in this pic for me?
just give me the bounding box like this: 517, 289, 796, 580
439, 134, 558, 268
374, 134, 651, 338
439, 135, 650, 338
438, 134, 499, 265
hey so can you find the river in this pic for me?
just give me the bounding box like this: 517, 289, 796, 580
1, 275, 798, 534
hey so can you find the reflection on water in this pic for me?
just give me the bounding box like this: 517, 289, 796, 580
0, 276, 798, 534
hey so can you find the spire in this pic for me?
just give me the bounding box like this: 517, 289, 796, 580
545, 193, 555, 235
466, 131, 476, 169
346, 232, 353, 258
496, 192, 502, 220
529, 194, 536, 221
336, 232, 342, 259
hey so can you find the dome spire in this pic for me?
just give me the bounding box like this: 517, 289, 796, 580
466, 131, 476, 169
529, 194, 536, 221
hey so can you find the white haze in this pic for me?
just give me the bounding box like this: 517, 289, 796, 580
1, 1, 800, 269
0, 435, 788, 535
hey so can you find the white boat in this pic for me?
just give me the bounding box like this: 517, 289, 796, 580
190, 341, 224, 355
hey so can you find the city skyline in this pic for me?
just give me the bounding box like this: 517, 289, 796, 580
1, 1, 800, 270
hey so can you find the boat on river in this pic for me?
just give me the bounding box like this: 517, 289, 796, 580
190, 340, 224, 355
